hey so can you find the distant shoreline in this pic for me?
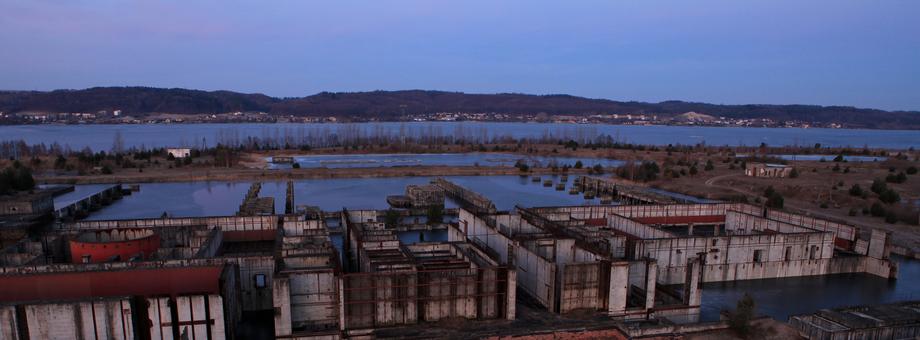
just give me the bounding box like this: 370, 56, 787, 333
1, 120, 918, 131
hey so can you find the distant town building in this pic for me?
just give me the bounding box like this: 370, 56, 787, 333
745, 162, 793, 178
166, 147, 191, 158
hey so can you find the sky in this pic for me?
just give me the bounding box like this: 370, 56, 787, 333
1, 1, 918, 111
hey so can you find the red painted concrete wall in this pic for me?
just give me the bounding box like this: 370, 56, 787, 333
0, 266, 223, 303
69, 234, 161, 263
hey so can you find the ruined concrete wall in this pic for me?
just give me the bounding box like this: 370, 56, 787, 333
0, 306, 16, 340
636, 233, 835, 284
67, 215, 278, 232
418, 269, 478, 321
724, 211, 815, 234
602, 204, 744, 219
607, 261, 630, 315
515, 244, 556, 311
289, 270, 339, 330
764, 209, 857, 242
273, 277, 294, 337
225, 255, 275, 311
559, 262, 605, 313
494, 214, 544, 236
460, 209, 513, 264
867, 229, 890, 260
148, 294, 226, 340
343, 272, 418, 329
20, 298, 133, 340
607, 214, 674, 239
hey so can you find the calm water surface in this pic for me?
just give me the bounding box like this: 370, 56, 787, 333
3, 123, 917, 150
65, 175, 598, 220
699, 256, 920, 322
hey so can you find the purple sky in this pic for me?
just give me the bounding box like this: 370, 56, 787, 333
1, 1, 918, 110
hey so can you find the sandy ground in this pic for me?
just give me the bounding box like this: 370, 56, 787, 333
685, 318, 803, 340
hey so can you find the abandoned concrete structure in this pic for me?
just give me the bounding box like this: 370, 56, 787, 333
405, 184, 445, 207
386, 184, 445, 209
1, 190, 56, 247
523, 203, 896, 284
238, 182, 276, 216
0, 177, 906, 339
0, 191, 53, 216
745, 162, 794, 178
457, 207, 702, 323
789, 301, 920, 340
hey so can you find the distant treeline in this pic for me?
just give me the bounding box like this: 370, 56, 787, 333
1, 87, 918, 129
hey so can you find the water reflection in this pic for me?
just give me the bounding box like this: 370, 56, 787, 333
699, 256, 920, 321
67, 175, 601, 220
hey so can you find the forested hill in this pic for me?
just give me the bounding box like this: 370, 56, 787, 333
1, 87, 917, 129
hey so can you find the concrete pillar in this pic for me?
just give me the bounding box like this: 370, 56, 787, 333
272, 277, 292, 337
505, 267, 517, 320
683, 257, 702, 306
338, 277, 347, 331
644, 260, 658, 310
687, 223, 694, 236
607, 262, 628, 316
713, 224, 720, 236
504, 242, 517, 320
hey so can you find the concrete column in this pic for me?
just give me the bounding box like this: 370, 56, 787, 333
338, 277, 347, 331
644, 260, 658, 310
272, 277, 292, 337
683, 257, 702, 306
504, 242, 517, 320
687, 223, 694, 236
505, 267, 517, 320
713, 224, 720, 236
607, 262, 628, 316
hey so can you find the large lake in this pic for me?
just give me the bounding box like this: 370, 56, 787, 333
3, 122, 917, 150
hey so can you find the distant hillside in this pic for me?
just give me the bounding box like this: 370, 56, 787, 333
1, 87, 918, 129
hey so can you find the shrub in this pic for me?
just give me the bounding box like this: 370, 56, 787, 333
849, 184, 864, 197
728, 294, 756, 337
885, 211, 898, 224
870, 178, 887, 194
907, 166, 918, 175
870, 202, 886, 217
766, 192, 784, 209
879, 189, 901, 204
592, 164, 604, 174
